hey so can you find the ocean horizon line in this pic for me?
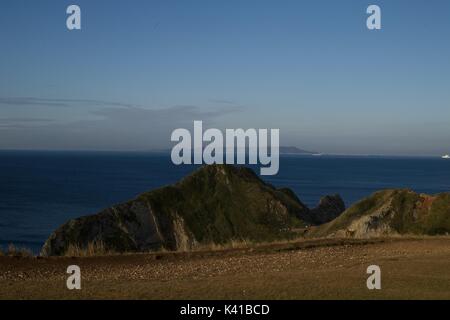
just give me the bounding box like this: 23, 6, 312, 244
0, 148, 445, 159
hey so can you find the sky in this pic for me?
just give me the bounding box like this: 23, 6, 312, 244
0, 0, 450, 155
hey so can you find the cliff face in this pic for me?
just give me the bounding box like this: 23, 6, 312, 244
41, 166, 450, 256
307, 194, 346, 225
43, 165, 345, 256
310, 189, 450, 238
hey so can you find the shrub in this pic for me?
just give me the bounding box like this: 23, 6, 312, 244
5, 244, 33, 257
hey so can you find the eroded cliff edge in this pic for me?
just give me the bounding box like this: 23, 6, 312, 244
42, 165, 345, 256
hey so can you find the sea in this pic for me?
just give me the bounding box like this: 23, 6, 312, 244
1, 150, 449, 253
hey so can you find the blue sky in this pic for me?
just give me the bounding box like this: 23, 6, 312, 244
0, 0, 449, 154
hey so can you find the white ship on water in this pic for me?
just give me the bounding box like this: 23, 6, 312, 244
442, 154, 450, 159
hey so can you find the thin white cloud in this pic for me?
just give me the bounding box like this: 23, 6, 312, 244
0, 101, 243, 150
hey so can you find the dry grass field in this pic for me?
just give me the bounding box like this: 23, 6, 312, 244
1, 237, 449, 300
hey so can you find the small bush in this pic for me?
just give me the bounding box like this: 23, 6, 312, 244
5, 244, 33, 258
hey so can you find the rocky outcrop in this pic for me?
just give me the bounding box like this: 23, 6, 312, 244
310, 189, 450, 238
42, 165, 346, 256
307, 194, 345, 225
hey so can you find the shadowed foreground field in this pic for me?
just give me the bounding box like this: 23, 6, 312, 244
1, 238, 449, 299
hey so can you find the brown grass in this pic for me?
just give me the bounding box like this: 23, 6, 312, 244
0, 244, 33, 258
64, 235, 450, 257
64, 241, 117, 257
192, 239, 254, 252
64, 239, 261, 257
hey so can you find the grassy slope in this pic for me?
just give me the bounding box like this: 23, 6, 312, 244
138, 165, 307, 245
42, 166, 450, 255
43, 165, 309, 256
311, 189, 450, 237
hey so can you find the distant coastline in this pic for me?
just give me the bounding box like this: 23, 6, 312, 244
0, 148, 447, 159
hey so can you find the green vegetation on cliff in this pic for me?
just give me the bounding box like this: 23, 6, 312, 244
42, 165, 326, 256
42, 165, 450, 257
311, 189, 450, 238
138, 165, 308, 245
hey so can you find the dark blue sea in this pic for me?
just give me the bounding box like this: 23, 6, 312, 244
1, 150, 449, 253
